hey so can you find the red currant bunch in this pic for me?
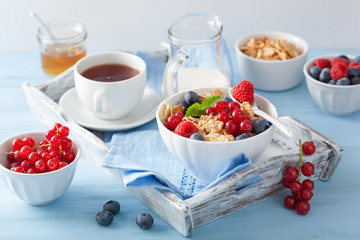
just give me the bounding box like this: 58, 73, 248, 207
283, 140, 316, 215
5, 123, 76, 174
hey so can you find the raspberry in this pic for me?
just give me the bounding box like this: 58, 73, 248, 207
330, 62, 348, 80
174, 121, 197, 138
349, 61, 359, 68
232, 80, 254, 105
331, 57, 349, 67
313, 58, 331, 70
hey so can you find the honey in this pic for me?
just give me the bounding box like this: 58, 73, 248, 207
41, 47, 86, 76
37, 20, 87, 76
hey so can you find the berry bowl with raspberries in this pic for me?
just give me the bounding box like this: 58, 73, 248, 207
303, 54, 360, 116
155, 86, 277, 183
0, 124, 81, 206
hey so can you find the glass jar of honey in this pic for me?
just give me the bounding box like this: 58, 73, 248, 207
37, 20, 87, 76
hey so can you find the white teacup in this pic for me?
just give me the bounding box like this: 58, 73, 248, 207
74, 52, 146, 120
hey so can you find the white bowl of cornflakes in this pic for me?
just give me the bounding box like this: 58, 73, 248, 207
235, 31, 309, 91
155, 87, 277, 183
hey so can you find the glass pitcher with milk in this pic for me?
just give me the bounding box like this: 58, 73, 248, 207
162, 13, 230, 98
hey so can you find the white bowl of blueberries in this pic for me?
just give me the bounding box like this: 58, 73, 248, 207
304, 54, 360, 116
156, 87, 277, 183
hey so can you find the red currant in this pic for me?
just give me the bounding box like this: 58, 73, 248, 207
61, 137, 73, 150
20, 160, 32, 171
47, 158, 59, 171
13, 150, 24, 162
27, 168, 36, 174
228, 101, 241, 112
7, 152, 15, 162
39, 140, 49, 147
302, 179, 314, 191
240, 119, 252, 133
49, 150, 61, 160
58, 126, 70, 137
41, 152, 51, 162
290, 180, 302, 194
301, 162, 315, 177
205, 107, 218, 116
282, 178, 293, 188
28, 152, 41, 165
284, 166, 298, 181
174, 112, 184, 120
12, 166, 25, 173
302, 141, 316, 155
59, 161, 68, 169
51, 135, 63, 146
284, 195, 297, 209
62, 150, 75, 163
52, 123, 63, 133
217, 112, 230, 124
20, 146, 32, 159
231, 109, 245, 123
45, 130, 56, 141
167, 115, 181, 129
225, 120, 238, 134
163, 122, 174, 131
296, 200, 310, 215
47, 144, 60, 153
11, 138, 23, 151
23, 137, 35, 148
34, 159, 47, 173
214, 101, 229, 113
300, 189, 313, 201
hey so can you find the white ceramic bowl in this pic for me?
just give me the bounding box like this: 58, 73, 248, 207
303, 54, 360, 116
0, 132, 81, 206
235, 31, 309, 91
156, 87, 277, 183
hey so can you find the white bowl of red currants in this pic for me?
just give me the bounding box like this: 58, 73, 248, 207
304, 54, 360, 116
156, 87, 277, 183
0, 123, 81, 206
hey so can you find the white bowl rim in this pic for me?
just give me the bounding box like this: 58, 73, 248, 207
303, 54, 360, 89
156, 87, 277, 145
0, 131, 81, 176
235, 31, 309, 64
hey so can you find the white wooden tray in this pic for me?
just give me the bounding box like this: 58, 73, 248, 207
22, 67, 342, 237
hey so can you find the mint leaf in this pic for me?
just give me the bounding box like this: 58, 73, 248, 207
184, 95, 223, 117
185, 103, 204, 117
201, 95, 223, 109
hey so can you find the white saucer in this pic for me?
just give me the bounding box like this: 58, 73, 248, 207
59, 87, 161, 132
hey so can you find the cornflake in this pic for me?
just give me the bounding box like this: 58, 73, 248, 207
240, 37, 302, 61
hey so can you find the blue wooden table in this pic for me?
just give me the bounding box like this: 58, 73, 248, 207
1, 49, 360, 239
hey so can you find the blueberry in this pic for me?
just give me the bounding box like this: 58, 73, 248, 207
348, 67, 360, 79
96, 211, 113, 226
235, 133, 251, 140
328, 79, 336, 85
103, 200, 120, 215
336, 77, 350, 85
309, 66, 321, 80
319, 68, 331, 83
190, 133, 204, 141
136, 213, 154, 230
351, 77, 360, 85
184, 91, 200, 105
253, 118, 270, 134
337, 55, 349, 61
222, 96, 233, 103
354, 56, 360, 64
178, 100, 189, 113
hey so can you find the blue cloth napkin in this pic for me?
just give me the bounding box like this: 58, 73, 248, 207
102, 40, 259, 200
